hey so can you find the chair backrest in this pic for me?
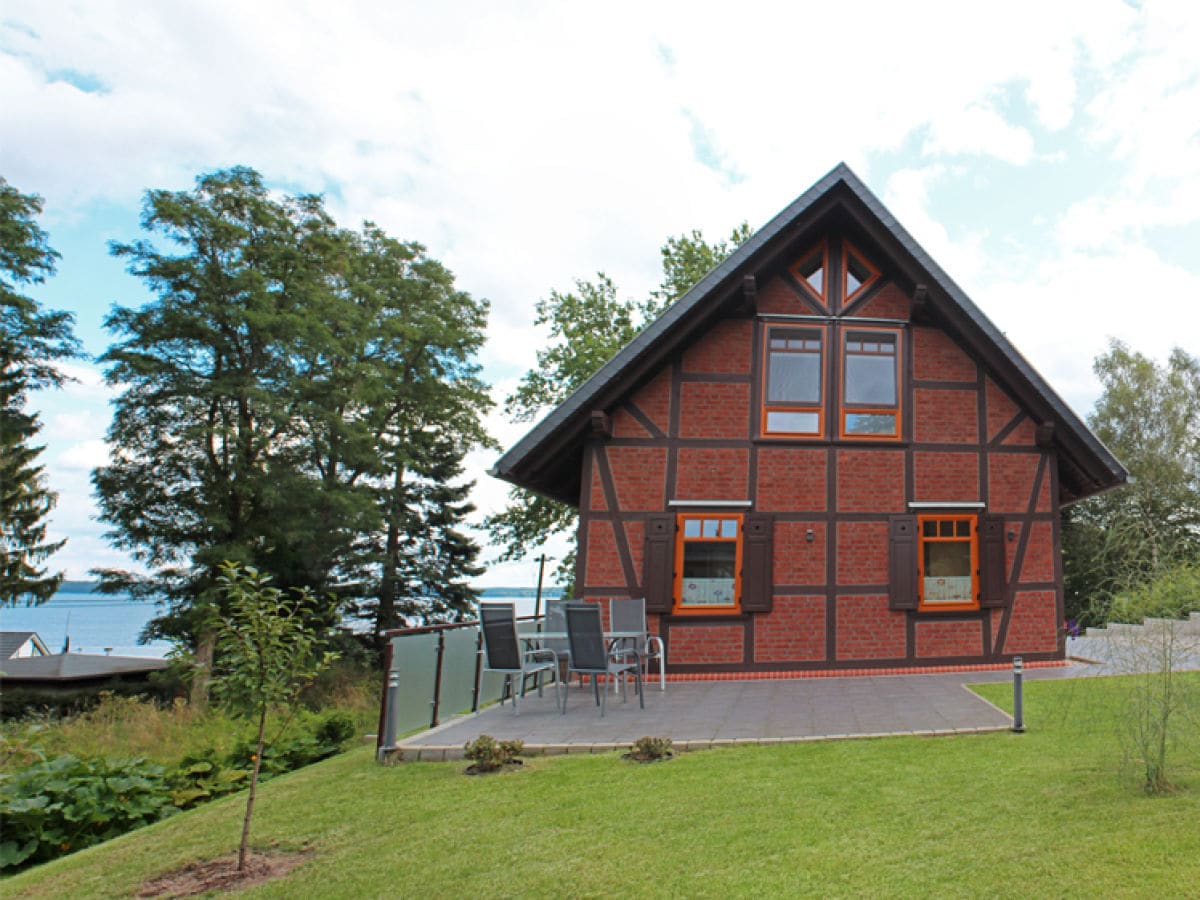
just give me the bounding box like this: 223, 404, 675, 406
479, 602, 521, 670
543, 598, 569, 655
565, 603, 608, 671
609, 597, 648, 653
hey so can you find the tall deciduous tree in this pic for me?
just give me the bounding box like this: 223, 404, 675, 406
486, 225, 750, 588
1062, 340, 1200, 623
94, 168, 492, 649
0, 178, 81, 606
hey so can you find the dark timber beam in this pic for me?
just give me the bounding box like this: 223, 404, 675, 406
1035, 421, 1056, 450
910, 284, 932, 323
590, 410, 612, 439
741, 275, 758, 315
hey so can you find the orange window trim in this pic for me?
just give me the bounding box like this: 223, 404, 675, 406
839, 325, 903, 442
916, 514, 979, 611
673, 513, 743, 615
760, 322, 826, 439
842, 239, 881, 305
787, 239, 829, 307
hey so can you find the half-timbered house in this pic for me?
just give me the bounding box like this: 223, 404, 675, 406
492, 164, 1127, 674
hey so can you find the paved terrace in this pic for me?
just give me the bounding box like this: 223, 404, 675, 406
391, 662, 1094, 761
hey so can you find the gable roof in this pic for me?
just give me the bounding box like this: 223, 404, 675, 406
492, 162, 1127, 507
0, 652, 167, 682
0, 631, 49, 659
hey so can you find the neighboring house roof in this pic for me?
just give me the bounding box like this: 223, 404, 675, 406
491, 162, 1127, 507
0, 653, 168, 682
0, 631, 50, 660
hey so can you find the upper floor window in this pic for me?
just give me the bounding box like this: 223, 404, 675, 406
843, 242, 880, 304
674, 514, 742, 613
788, 241, 828, 306
840, 328, 901, 439
762, 326, 823, 436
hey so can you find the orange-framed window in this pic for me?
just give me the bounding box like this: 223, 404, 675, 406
917, 514, 978, 610
787, 240, 828, 306
762, 325, 824, 437
840, 326, 902, 440
843, 241, 880, 305
674, 514, 742, 614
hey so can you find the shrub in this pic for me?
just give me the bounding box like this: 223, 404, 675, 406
627, 735, 674, 762
166, 748, 248, 810
0, 754, 176, 871
463, 735, 524, 773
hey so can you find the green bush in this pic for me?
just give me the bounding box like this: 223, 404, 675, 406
0, 755, 177, 871
627, 735, 673, 761
166, 748, 248, 810
463, 734, 524, 773
226, 710, 357, 777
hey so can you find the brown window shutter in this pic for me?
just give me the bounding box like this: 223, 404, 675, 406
643, 514, 675, 614
740, 513, 774, 613
979, 514, 1007, 608
888, 515, 918, 610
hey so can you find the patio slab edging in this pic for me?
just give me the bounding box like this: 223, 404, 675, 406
388, 723, 1013, 763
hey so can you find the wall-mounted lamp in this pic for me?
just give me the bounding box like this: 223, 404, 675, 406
806, 528, 814, 543
1007, 530, 1016, 542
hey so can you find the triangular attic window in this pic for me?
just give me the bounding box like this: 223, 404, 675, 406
844, 242, 880, 303
788, 242, 827, 304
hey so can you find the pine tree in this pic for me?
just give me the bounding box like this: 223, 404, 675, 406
0, 178, 81, 605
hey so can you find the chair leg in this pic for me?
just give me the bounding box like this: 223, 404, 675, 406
592, 675, 601, 707
600, 677, 608, 717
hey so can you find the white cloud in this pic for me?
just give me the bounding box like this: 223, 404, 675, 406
4, 0, 1199, 585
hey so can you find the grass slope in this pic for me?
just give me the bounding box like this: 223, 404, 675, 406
5, 675, 1200, 898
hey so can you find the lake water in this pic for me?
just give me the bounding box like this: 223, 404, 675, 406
1, 590, 556, 659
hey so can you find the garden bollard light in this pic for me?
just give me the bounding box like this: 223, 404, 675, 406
1012, 656, 1025, 733
381, 668, 401, 756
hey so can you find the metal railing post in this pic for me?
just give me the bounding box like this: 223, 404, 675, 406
430, 631, 446, 728
472, 628, 483, 713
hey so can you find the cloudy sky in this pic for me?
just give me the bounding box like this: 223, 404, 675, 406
3, 0, 1198, 588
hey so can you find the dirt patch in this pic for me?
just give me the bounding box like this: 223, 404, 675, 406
138, 850, 309, 898
464, 759, 524, 776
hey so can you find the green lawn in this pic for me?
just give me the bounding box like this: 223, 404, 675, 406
5, 675, 1200, 898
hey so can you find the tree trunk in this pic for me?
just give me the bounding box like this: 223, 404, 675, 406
190, 630, 216, 710
376, 464, 406, 652
239, 705, 267, 872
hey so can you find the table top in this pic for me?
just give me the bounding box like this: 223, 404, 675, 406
528, 630, 645, 641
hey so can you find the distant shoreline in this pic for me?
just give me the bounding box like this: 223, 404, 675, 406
52, 581, 564, 599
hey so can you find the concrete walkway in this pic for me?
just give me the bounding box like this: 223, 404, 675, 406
391, 664, 1095, 761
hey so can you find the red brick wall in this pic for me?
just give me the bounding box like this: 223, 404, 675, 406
915, 620, 983, 658
836, 595, 906, 659
757, 448, 827, 511
588, 462, 607, 511
774, 522, 826, 585
852, 283, 909, 319
1020, 521, 1055, 582
679, 382, 750, 439
584, 520, 623, 586
668, 624, 745, 664
988, 453, 1040, 513
630, 369, 671, 434
611, 407, 650, 439
837, 449, 904, 512
675, 447, 749, 500
754, 596, 825, 661
757, 275, 806, 314
1003, 590, 1058, 654
836, 521, 889, 584
608, 447, 668, 511
571, 272, 1065, 670
985, 377, 1020, 442
682, 319, 752, 374
913, 327, 977, 381
913, 451, 979, 501
914, 388, 978, 444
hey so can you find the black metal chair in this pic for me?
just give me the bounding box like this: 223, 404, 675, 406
562, 603, 643, 717
610, 596, 667, 691
479, 602, 558, 714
